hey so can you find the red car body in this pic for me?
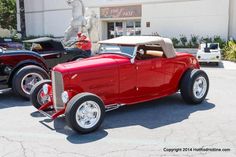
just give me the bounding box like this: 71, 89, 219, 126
31, 36, 208, 134
53, 53, 199, 106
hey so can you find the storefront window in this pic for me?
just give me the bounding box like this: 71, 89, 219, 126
126, 21, 135, 36
135, 21, 141, 28
108, 22, 115, 39
107, 20, 141, 39
115, 22, 123, 37
126, 21, 141, 36
126, 21, 134, 28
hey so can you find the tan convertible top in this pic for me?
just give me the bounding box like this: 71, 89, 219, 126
98, 36, 176, 58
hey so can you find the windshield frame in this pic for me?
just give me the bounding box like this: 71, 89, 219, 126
99, 44, 136, 58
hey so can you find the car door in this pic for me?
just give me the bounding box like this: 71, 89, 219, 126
118, 61, 137, 104
41, 50, 63, 68
61, 48, 85, 62
32, 42, 63, 68
135, 57, 165, 98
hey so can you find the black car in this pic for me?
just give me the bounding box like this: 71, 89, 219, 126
0, 37, 90, 98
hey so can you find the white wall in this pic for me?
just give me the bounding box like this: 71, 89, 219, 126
17, 0, 72, 36
25, 13, 44, 36
43, 10, 71, 37
141, 0, 229, 39
229, 0, 236, 39
84, 0, 200, 8
16, 0, 235, 39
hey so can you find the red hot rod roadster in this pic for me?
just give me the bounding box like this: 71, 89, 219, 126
30, 36, 209, 133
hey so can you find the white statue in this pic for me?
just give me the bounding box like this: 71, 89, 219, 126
64, 0, 87, 41
84, 10, 100, 43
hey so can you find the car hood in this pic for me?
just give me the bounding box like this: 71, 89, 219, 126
53, 54, 130, 73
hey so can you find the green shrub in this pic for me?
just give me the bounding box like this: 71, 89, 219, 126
152, 32, 161, 36
189, 34, 199, 48
213, 36, 226, 49
180, 35, 188, 46
223, 41, 236, 61
171, 37, 180, 47
200, 37, 213, 43
171, 35, 226, 49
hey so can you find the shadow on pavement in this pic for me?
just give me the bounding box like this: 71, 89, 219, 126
103, 94, 214, 130
37, 94, 215, 144
0, 90, 30, 109
53, 117, 108, 144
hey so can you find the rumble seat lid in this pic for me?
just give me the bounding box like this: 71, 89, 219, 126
98, 36, 176, 58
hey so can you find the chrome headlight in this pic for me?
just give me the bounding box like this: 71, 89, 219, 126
61, 91, 69, 104
43, 84, 49, 95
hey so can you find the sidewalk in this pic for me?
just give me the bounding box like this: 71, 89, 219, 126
201, 61, 236, 70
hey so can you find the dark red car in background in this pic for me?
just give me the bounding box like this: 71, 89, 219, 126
0, 37, 89, 98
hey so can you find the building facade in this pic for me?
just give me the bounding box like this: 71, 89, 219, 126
16, 0, 236, 40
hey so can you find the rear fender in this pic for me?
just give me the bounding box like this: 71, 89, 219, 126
8, 60, 49, 87
178, 68, 194, 90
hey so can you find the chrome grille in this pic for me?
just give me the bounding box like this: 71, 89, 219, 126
52, 71, 64, 110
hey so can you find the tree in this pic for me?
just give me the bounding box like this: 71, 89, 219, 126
0, 0, 17, 29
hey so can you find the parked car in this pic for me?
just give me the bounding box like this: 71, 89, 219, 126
196, 43, 221, 66
31, 36, 209, 134
0, 38, 23, 50
0, 37, 89, 98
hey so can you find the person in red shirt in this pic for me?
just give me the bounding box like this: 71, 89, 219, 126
77, 32, 92, 56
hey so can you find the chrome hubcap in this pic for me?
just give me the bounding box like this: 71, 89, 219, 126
21, 73, 43, 95
193, 76, 207, 99
75, 101, 101, 129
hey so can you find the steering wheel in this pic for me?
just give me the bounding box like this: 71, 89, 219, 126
136, 49, 146, 60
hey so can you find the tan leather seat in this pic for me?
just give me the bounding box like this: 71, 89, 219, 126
146, 50, 163, 57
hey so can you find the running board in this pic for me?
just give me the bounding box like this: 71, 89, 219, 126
38, 110, 53, 119
105, 104, 125, 112
38, 104, 124, 119
38, 108, 65, 120
0, 88, 11, 93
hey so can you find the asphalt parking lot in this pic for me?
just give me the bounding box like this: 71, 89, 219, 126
0, 61, 236, 157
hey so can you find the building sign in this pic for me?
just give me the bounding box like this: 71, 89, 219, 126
100, 5, 142, 19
